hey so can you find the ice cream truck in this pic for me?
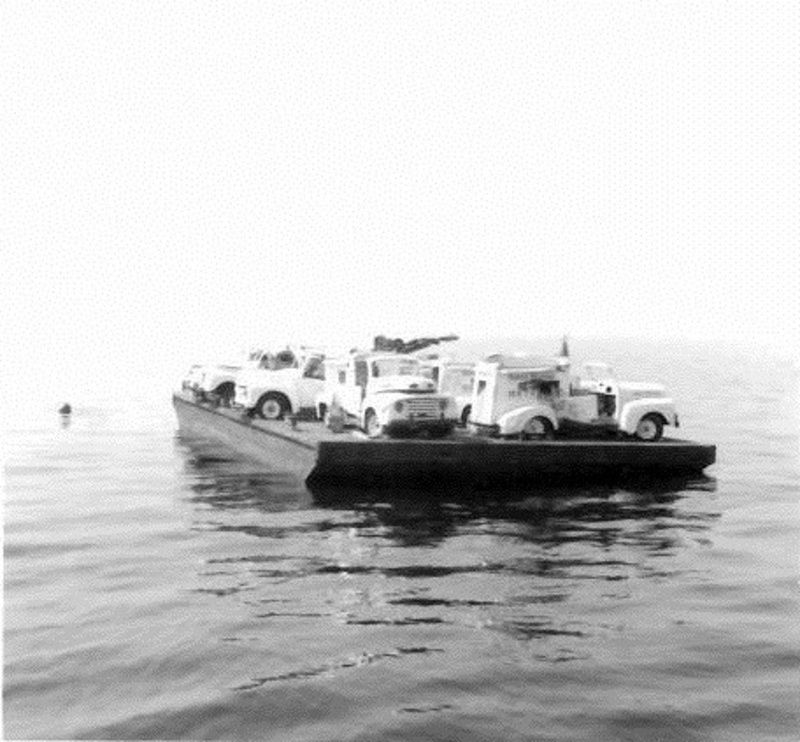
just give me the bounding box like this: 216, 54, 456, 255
469, 354, 679, 441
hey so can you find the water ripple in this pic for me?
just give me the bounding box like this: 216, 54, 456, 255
233, 646, 445, 692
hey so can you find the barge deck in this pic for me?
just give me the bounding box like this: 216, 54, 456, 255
172, 392, 716, 486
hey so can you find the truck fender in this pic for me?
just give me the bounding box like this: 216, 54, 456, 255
497, 405, 559, 436
619, 398, 677, 434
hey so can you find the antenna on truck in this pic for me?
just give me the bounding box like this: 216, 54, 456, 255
556, 335, 570, 371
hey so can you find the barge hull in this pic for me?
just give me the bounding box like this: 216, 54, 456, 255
310, 438, 715, 485
172, 393, 716, 486
173, 393, 317, 479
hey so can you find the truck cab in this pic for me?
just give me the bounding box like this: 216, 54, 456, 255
234, 347, 326, 419
567, 363, 678, 441
469, 354, 678, 441
325, 352, 460, 437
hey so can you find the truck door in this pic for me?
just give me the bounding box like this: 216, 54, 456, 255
598, 382, 618, 420
563, 395, 598, 424
297, 355, 325, 407
341, 359, 366, 416
354, 360, 368, 401
470, 373, 493, 424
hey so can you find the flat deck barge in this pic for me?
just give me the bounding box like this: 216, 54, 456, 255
173, 392, 716, 486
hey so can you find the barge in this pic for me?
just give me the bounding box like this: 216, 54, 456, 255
172, 391, 716, 487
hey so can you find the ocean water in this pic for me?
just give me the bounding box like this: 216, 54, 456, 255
3, 339, 799, 741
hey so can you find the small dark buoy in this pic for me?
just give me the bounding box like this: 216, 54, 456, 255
59, 403, 72, 415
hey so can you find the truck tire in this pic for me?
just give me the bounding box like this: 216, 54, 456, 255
364, 410, 382, 438
634, 413, 664, 442
256, 392, 290, 420
522, 416, 555, 440
460, 405, 472, 426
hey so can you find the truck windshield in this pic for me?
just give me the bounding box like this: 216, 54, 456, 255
371, 358, 420, 377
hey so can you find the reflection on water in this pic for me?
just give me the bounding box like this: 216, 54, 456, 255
177, 432, 315, 514
310, 475, 717, 550
179, 431, 717, 551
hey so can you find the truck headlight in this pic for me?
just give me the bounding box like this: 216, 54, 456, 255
394, 400, 405, 413
439, 399, 448, 411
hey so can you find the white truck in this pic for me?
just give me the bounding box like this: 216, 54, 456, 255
319, 352, 460, 438
186, 349, 270, 405
234, 348, 326, 419
420, 358, 476, 425
469, 354, 679, 441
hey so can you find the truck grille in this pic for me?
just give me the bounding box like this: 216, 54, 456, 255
406, 397, 441, 417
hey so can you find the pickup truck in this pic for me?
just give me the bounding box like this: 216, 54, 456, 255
189, 349, 268, 406
234, 348, 326, 419
318, 352, 460, 438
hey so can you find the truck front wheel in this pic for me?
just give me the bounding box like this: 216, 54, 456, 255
634, 413, 664, 442
522, 416, 555, 441
364, 410, 382, 438
256, 393, 290, 420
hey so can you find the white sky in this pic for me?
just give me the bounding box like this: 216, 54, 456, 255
2, 1, 799, 395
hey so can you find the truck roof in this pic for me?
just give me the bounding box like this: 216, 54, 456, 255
481, 354, 564, 370
348, 352, 420, 362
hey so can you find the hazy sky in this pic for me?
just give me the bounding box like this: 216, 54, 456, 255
3, 1, 798, 393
